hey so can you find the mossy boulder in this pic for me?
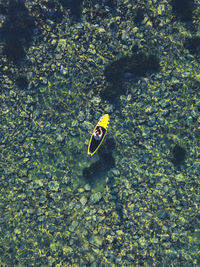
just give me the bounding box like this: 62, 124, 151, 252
90, 192, 102, 204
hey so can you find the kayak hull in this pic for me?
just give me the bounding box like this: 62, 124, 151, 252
88, 114, 109, 156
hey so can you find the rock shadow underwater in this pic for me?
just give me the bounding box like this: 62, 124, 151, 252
82, 138, 115, 187
83, 137, 125, 221
1, 0, 36, 63
59, 0, 84, 22
171, 144, 186, 166
100, 52, 160, 103
184, 37, 200, 55
171, 0, 194, 22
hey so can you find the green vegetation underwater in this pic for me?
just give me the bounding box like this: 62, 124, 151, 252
0, 0, 200, 266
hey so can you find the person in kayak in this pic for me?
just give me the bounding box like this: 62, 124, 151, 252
93, 126, 103, 141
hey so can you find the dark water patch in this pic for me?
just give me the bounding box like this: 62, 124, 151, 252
101, 52, 160, 102
83, 150, 115, 182
171, 0, 194, 22
0, 1, 8, 14
83, 138, 115, 186
83, 160, 103, 182
1, 0, 36, 63
134, 8, 144, 24
40, 1, 63, 23
172, 144, 186, 165
131, 44, 139, 53
59, 0, 83, 21
109, 21, 118, 32
2, 39, 26, 62
15, 75, 29, 89
99, 137, 116, 156
184, 37, 200, 55
103, 0, 116, 8
45, 0, 56, 9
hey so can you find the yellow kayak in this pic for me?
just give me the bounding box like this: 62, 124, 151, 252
88, 114, 110, 156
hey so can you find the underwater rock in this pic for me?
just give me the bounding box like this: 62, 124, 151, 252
101, 52, 159, 101
33, 180, 44, 189
91, 96, 101, 107
147, 115, 157, 127
80, 121, 93, 131
84, 184, 91, 191
175, 173, 185, 182
191, 107, 199, 118
157, 209, 167, 220
80, 196, 87, 206
77, 111, 85, 122
104, 104, 113, 113
39, 195, 47, 203
48, 180, 59, 191
164, 185, 169, 192
63, 176, 71, 185
151, 237, 159, 244
89, 235, 103, 248
56, 134, 65, 142
37, 216, 45, 222
1, 0, 36, 63
69, 221, 78, 232
159, 99, 170, 108
140, 126, 151, 139
193, 161, 200, 171
90, 192, 102, 204
77, 187, 84, 193
139, 236, 147, 247
110, 168, 120, 177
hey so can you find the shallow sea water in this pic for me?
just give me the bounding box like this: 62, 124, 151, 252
0, 0, 200, 266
